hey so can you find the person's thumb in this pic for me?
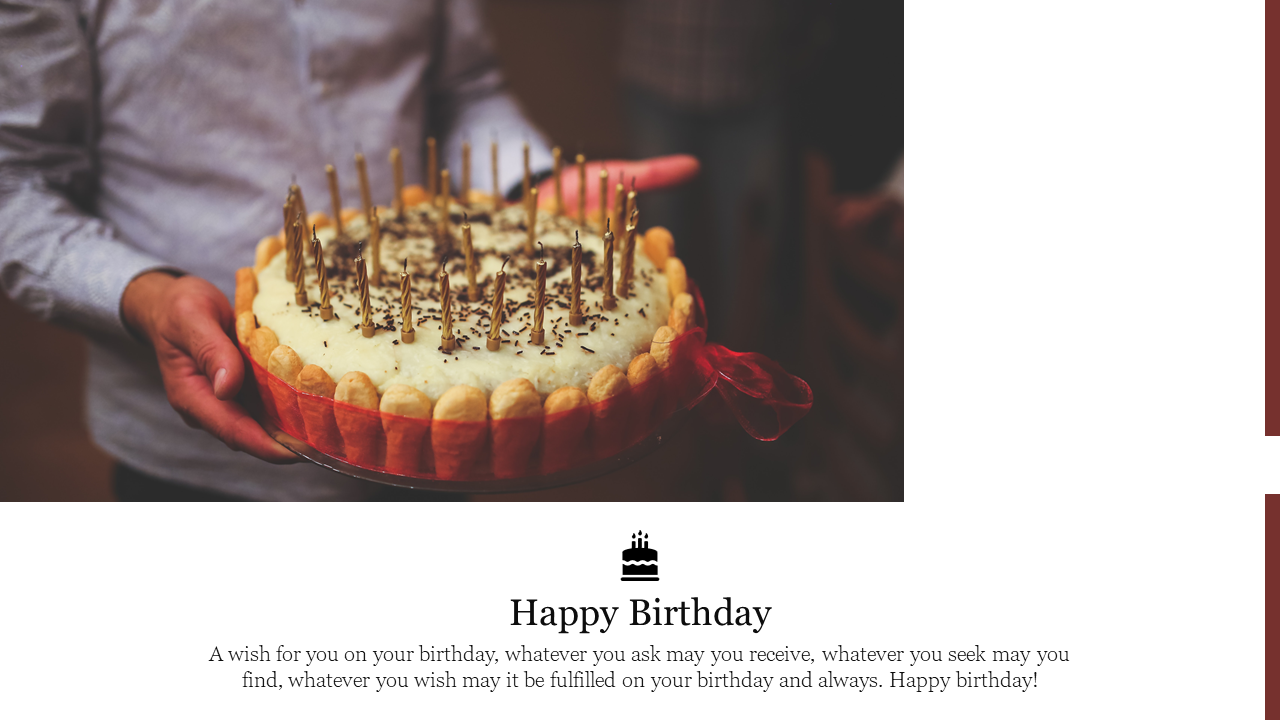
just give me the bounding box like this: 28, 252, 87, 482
178, 288, 244, 402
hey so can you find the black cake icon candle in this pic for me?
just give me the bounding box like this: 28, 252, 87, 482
621, 531, 658, 581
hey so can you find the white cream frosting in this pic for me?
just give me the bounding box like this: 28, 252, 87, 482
253, 201, 669, 400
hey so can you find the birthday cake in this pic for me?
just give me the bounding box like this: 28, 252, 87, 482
234, 150, 698, 480
622, 531, 658, 580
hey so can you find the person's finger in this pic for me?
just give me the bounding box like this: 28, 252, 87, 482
536, 154, 700, 211
167, 371, 298, 464
175, 291, 245, 402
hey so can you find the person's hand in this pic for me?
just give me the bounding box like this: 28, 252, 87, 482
534, 154, 699, 214
121, 272, 298, 464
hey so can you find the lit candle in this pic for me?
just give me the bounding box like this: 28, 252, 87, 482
293, 219, 307, 306
598, 169, 608, 232
620, 208, 638, 298
569, 231, 583, 326
426, 137, 437, 198
525, 186, 537, 256
355, 151, 372, 221
356, 242, 373, 338
461, 140, 471, 207
462, 214, 479, 302
522, 142, 530, 207
491, 137, 501, 215
602, 219, 616, 310
531, 242, 546, 345
577, 153, 586, 226
368, 209, 382, 287
312, 229, 333, 320
487, 256, 509, 351
390, 147, 405, 219
439, 264, 456, 351
552, 146, 563, 215
399, 258, 414, 344
325, 164, 343, 235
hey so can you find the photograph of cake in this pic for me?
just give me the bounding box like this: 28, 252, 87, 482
0, 1, 902, 502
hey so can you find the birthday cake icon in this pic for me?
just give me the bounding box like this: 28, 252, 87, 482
621, 530, 658, 581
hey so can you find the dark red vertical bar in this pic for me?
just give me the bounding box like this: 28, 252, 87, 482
1270, 0, 1278, 434
1269, 496, 1279, 717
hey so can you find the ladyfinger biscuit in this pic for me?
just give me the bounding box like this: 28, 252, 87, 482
627, 352, 661, 436
431, 385, 488, 479
649, 326, 677, 369
489, 378, 543, 479
380, 384, 432, 474
265, 345, 304, 435
665, 257, 688, 300
254, 235, 283, 274
297, 364, 342, 455
334, 371, 381, 467
234, 267, 257, 315
587, 364, 631, 458
644, 226, 675, 268
267, 345, 303, 387
668, 292, 694, 335
339, 208, 363, 226
308, 211, 332, 229
401, 184, 429, 207
248, 327, 279, 367
541, 386, 590, 474
235, 311, 256, 346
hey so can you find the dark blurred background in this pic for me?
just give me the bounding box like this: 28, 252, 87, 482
0, 0, 902, 501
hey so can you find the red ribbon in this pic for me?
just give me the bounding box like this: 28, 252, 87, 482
697, 341, 813, 441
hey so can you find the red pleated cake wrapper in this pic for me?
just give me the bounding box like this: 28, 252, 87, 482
240, 283, 810, 481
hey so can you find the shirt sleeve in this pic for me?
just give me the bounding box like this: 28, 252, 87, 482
0, 1, 176, 341
430, 0, 554, 199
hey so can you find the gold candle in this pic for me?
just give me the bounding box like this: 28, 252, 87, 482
486, 256, 509, 351
312, 229, 333, 320
368, 209, 382, 287
601, 220, 616, 310
356, 243, 373, 338
576, 153, 586, 226
290, 182, 309, 223
399, 258, 414, 344
283, 198, 297, 282
531, 243, 546, 345
598, 169, 608, 232
461, 140, 471, 206
426, 137, 437, 198
491, 138, 501, 215
620, 209, 638, 298
355, 151, 372, 221
625, 187, 636, 231
521, 142, 530, 206
462, 215, 479, 302
552, 146, 563, 215
569, 231, 583, 325
525, 186, 537, 256
390, 147, 405, 219
325, 164, 343, 235
293, 220, 307, 306
611, 182, 625, 251
439, 265, 456, 351
437, 169, 451, 249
